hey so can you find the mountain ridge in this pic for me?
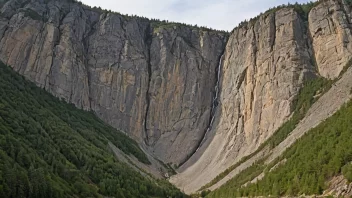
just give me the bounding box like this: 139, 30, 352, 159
1, 0, 352, 196
170, 0, 352, 193
0, 0, 228, 165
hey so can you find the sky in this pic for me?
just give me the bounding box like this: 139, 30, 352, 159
80, 0, 313, 31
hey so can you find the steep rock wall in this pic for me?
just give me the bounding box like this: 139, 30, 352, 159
0, 0, 227, 165
171, 8, 316, 193
171, 0, 352, 193
85, 12, 151, 141
309, 0, 352, 79
147, 28, 226, 163
2, 0, 352, 194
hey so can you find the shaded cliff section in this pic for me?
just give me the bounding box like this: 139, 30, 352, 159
0, 0, 228, 165
171, 0, 352, 193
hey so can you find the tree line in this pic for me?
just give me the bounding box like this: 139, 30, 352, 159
0, 62, 186, 197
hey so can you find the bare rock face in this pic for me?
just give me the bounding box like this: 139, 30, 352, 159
147, 27, 226, 163
309, 0, 352, 79
172, 1, 352, 193
0, 0, 93, 110
221, 8, 314, 154
3, 0, 352, 194
0, 0, 227, 165
170, 8, 315, 193
86, 13, 151, 141
324, 175, 352, 197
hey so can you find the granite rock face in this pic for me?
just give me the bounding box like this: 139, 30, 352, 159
0, 0, 227, 165
86, 13, 151, 141
309, 0, 352, 79
2, 0, 352, 193
172, 1, 352, 192
171, 7, 323, 193
147, 27, 226, 163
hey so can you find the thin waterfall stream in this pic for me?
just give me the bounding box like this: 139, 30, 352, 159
196, 54, 224, 152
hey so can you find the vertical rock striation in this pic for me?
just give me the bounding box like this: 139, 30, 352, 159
0, 0, 227, 165
171, 0, 352, 193
2, 0, 352, 193
309, 0, 352, 79
147, 27, 226, 163
86, 13, 151, 141
170, 8, 316, 193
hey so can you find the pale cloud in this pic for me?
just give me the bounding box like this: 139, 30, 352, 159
80, 0, 313, 31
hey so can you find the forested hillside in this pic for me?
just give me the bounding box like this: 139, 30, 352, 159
207, 84, 352, 197
0, 62, 185, 197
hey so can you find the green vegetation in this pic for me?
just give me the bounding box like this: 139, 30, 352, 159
268, 78, 333, 149
235, 1, 319, 30
205, 162, 267, 198
69, 0, 228, 34
3, 0, 227, 33
207, 60, 352, 197
200, 56, 352, 192
234, 0, 352, 32
201, 57, 352, 193
151, 20, 228, 34
0, 62, 185, 198
201, 4, 352, 192
200, 77, 333, 191
209, 98, 352, 197
342, 163, 352, 182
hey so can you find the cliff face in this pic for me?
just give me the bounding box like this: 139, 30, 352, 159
0, 0, 227, 164
147, 28, 226, 163
170, 7, 316, 193
171, 0, 352, 193
220, 8, 313, 154
2, 0, 352, 194
309, 0, 352, 79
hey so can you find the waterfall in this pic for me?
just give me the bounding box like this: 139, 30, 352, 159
196, 54, 224, 152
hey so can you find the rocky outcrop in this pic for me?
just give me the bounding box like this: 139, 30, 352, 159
0, 0, 94, 110
266, 64, 352, 164
170, 8, 315, 193
309, 0, 352, 79
209, 62, 352, 189
0, 0, 227, 165
324, 175, 352, 197
2, 0, 352, 194
172, 0, 352, 193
